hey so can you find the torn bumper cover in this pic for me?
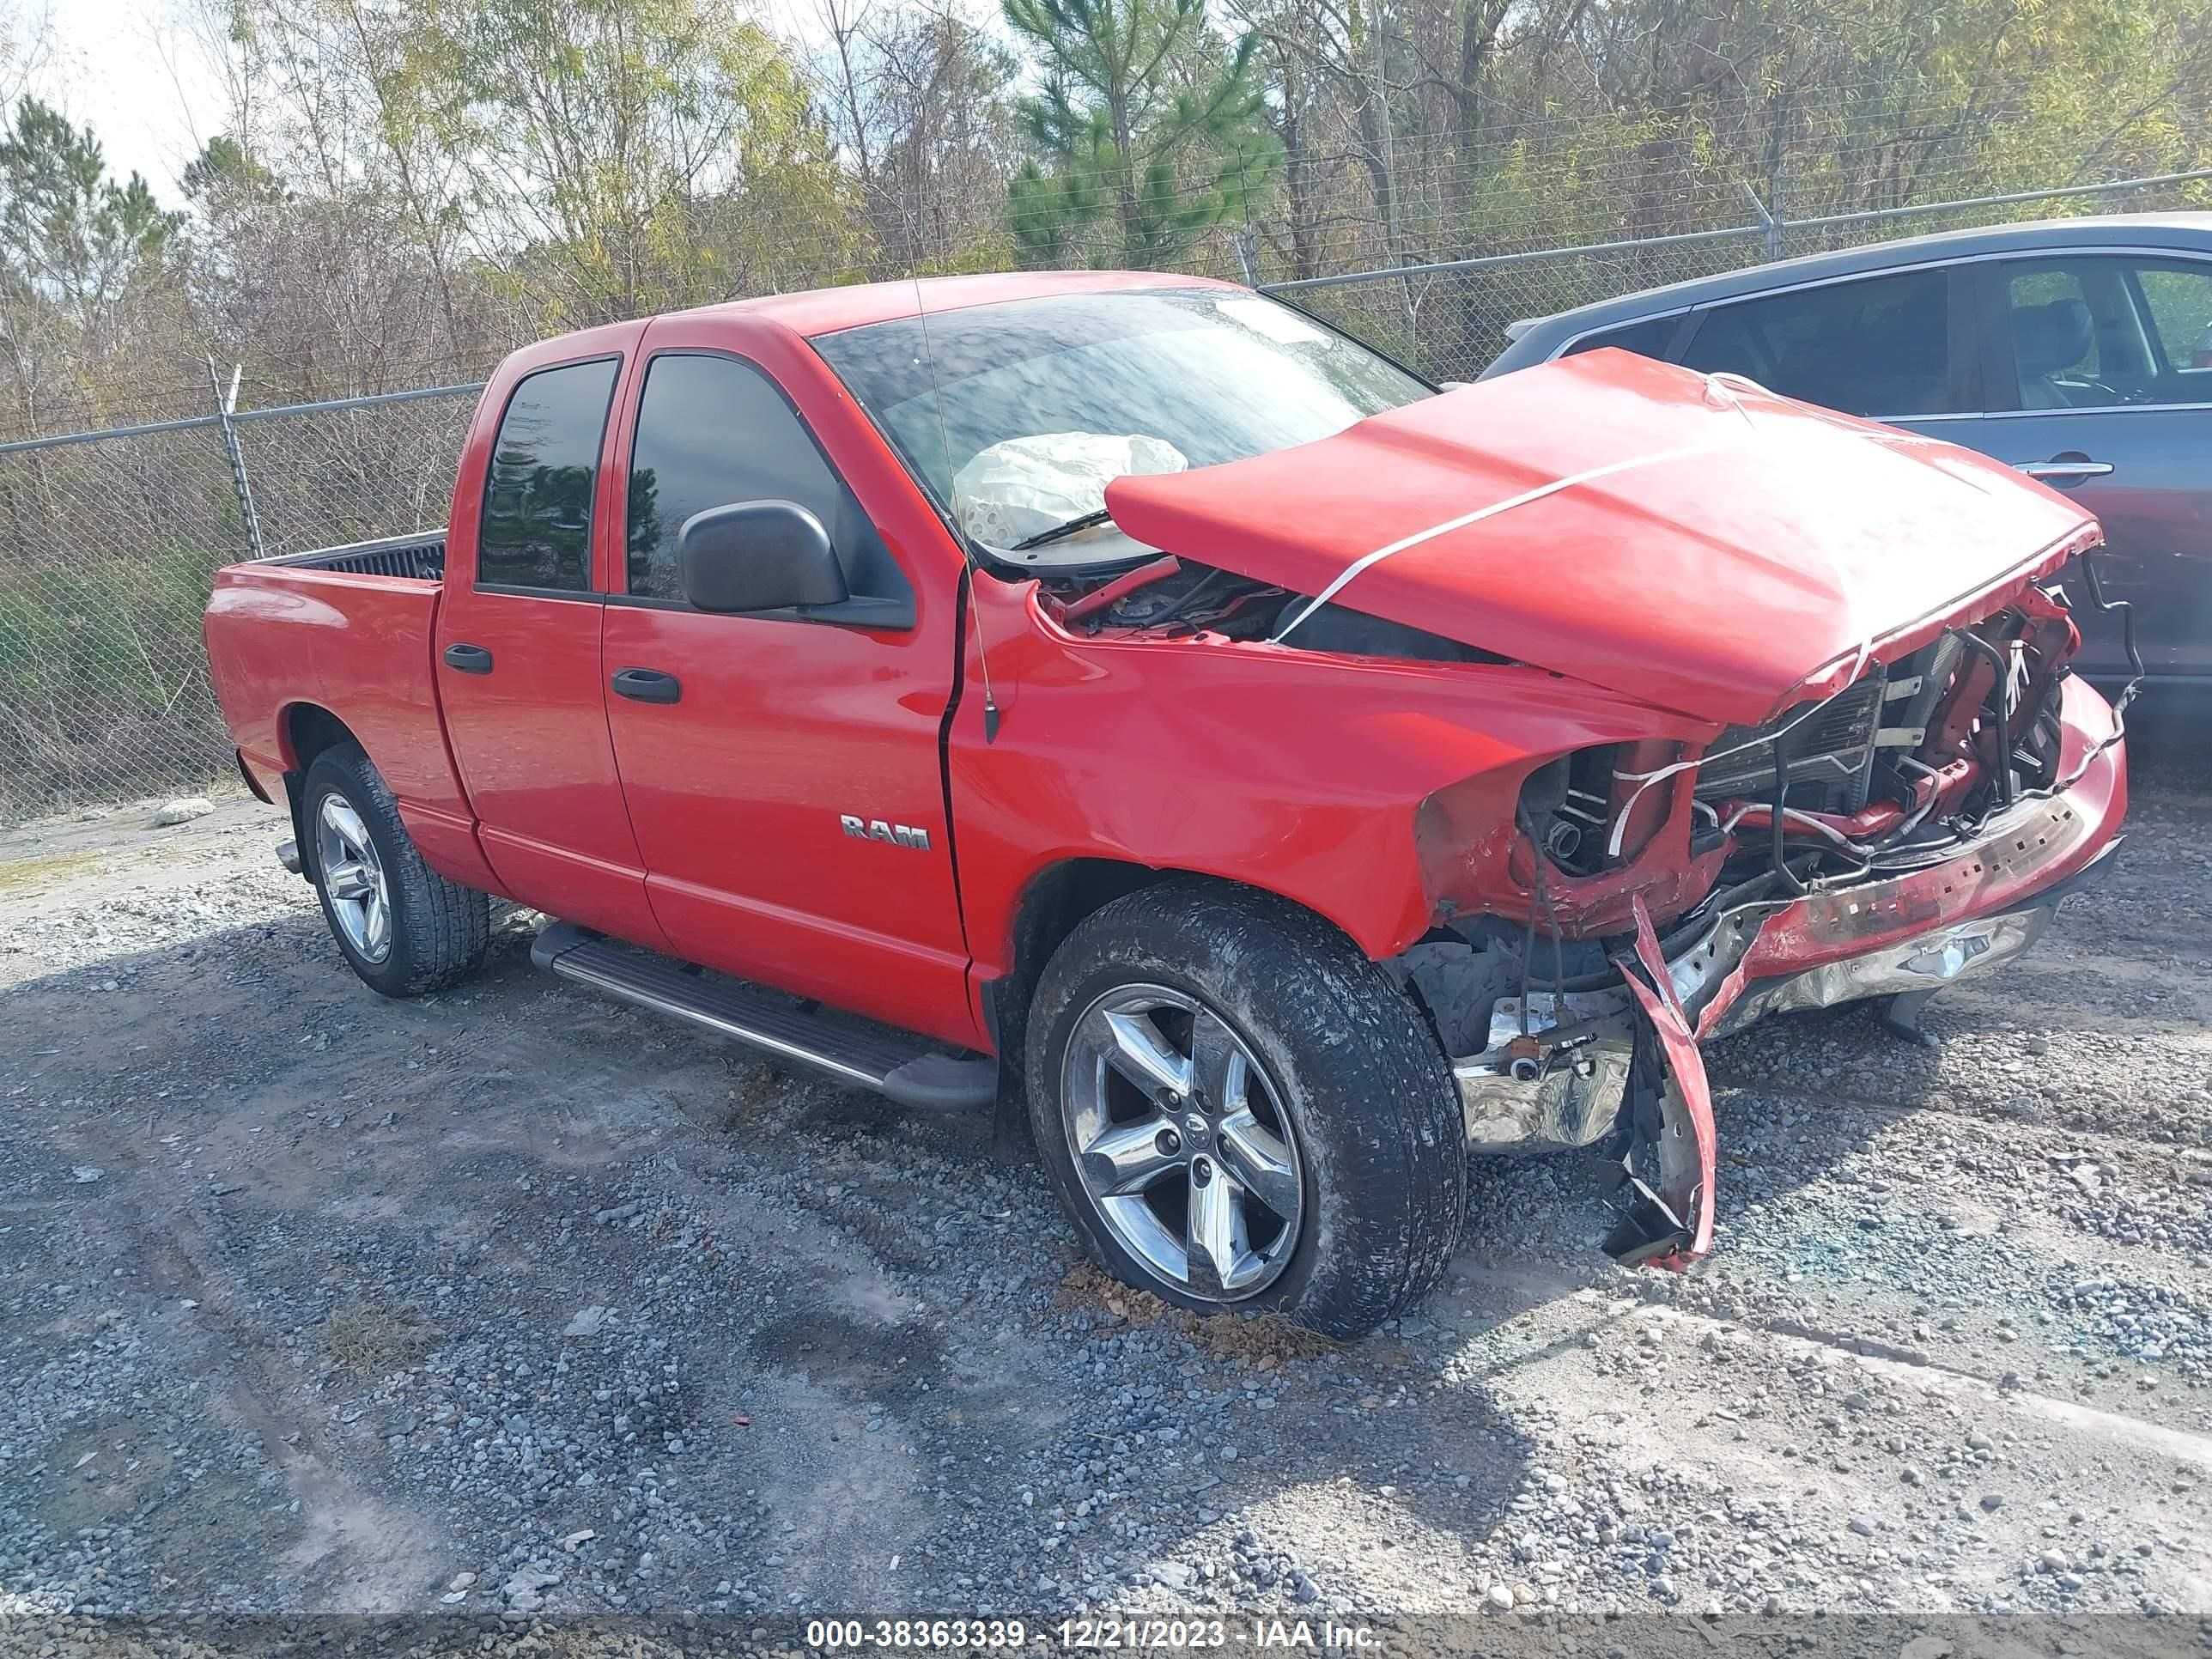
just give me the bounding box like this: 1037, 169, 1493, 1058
1450, 674, 2127, 1267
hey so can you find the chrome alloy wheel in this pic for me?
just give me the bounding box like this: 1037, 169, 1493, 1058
314, 792, 392, 963
1060, 983, 1304, 1302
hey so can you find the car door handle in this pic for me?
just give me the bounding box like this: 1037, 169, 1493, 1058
2018, 459, 2114, 483
443, 642, 494, 674
611, 667, 682, 705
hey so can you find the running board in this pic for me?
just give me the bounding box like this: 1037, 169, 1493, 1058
529, 921, 994, 1113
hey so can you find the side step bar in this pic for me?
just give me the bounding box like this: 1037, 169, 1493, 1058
530, 921, 995, 1113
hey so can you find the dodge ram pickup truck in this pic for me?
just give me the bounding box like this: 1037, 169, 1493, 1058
204, 270, 2130, 1338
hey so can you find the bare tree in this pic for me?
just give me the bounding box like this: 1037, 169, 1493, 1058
814, 0, 1021, 275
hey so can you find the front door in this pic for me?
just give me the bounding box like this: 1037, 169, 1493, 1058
1959, 252, 2212, 684
598, 341, 975, 1048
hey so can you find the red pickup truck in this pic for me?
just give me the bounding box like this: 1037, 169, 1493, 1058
204, 271, 2129, 1337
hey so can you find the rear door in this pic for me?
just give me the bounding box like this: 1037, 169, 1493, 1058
1960, 252, 2212, 682
435, 338, 670, 946
598, 330, 975, 1048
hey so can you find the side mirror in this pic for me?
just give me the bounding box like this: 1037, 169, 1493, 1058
678, 499, 848, 614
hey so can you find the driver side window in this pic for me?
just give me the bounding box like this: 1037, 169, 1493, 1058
1985, 255, 2212, 410
623, 351, 906, 610
1999, 265, 2101, 409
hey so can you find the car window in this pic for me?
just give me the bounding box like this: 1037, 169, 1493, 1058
624, 352, 896, 604
1677, 268, 1954, 417
478, 357, 619, 592
1986, 255, 2212, 410
2001, 265, 2101, 404
2135, 263, 2212, 379
1560, 314, 1680, 362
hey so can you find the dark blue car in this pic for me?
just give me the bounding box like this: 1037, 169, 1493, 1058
1482, 212, 2212, 686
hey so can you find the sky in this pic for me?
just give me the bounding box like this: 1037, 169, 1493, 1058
30, 0, 854, 206
40, 0, 222, 201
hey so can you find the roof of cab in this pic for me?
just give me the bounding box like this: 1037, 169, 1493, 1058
681, 268, 1246, 338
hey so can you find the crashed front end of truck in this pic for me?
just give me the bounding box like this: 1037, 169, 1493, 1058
1401, 574, 2131, 1268
1072, 343, 2134, 1273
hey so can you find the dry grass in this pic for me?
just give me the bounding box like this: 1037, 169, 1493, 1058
323, 1299, 441, 1376
1054, 1261, 1341, 1364
0, 848, 101, 893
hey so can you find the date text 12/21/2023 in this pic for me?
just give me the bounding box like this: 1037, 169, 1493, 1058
804, 1619, 1384, 1650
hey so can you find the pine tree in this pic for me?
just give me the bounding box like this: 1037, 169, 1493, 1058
0, 99, 181, 322
1001, 0, 1278, 268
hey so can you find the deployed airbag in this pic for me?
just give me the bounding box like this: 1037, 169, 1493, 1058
953, 432, 1184, 562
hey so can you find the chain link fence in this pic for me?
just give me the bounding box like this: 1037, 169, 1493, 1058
0, 386, 480, 821
3, 169, 2208, 823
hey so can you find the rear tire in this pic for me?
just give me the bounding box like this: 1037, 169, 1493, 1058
1025, 881, 1465, 1340
301, 744, 490, 998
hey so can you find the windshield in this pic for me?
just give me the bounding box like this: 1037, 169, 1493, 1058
811, 289, 1433, 569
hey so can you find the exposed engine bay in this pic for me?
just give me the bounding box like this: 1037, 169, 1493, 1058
1034, 550, 1503, 664
1401, 556, 2136, 1269
1034, 546, 2133, 965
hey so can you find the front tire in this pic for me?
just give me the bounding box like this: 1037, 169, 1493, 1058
1026, 881, 1466, 1339
301, 744, 490, 998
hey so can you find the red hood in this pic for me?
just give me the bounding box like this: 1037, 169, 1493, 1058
1103, 350, 2100, 726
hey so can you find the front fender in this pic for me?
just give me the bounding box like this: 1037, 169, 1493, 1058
949, 578, 1708, 978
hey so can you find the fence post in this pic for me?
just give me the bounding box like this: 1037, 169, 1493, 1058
1233, 228, 1261, 287
206, 355, 266, 563
1743, 182, 1784, 262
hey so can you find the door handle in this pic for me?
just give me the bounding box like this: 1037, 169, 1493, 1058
611, 666, 682, 705
2018, 459, 2114, 484
443, 642, 494, 674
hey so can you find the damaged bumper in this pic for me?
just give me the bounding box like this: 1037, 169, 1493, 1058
1698, 887, 2063, 1038
1450, 674, 2127, 1261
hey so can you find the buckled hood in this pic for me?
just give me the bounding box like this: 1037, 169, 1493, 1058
1103, 350, 2100, 726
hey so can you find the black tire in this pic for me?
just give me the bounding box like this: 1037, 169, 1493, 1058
301, 743, 490, 998
1025, 880, 1465, 1340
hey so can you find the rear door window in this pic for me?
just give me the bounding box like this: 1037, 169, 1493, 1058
2137, 262, 2212, 377
1678, 268, 1956, 417
477, 357, 620, 592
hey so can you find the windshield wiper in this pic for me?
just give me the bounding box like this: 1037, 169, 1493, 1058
1010, 507, 1113, 552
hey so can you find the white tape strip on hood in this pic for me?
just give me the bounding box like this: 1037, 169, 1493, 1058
1257, 391, 1891, 861
1269, 436, 1747, 644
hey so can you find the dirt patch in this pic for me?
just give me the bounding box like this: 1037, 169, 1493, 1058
323, 1300, 442, 1376
1054, 1260, 1343, 1364
750, 1307, 949, 1405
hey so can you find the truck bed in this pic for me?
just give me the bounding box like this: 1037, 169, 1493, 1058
251, 529, 447, 581
203, 526, 495, 888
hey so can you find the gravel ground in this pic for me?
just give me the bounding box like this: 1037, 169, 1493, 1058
2, 709, 2209, 1640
